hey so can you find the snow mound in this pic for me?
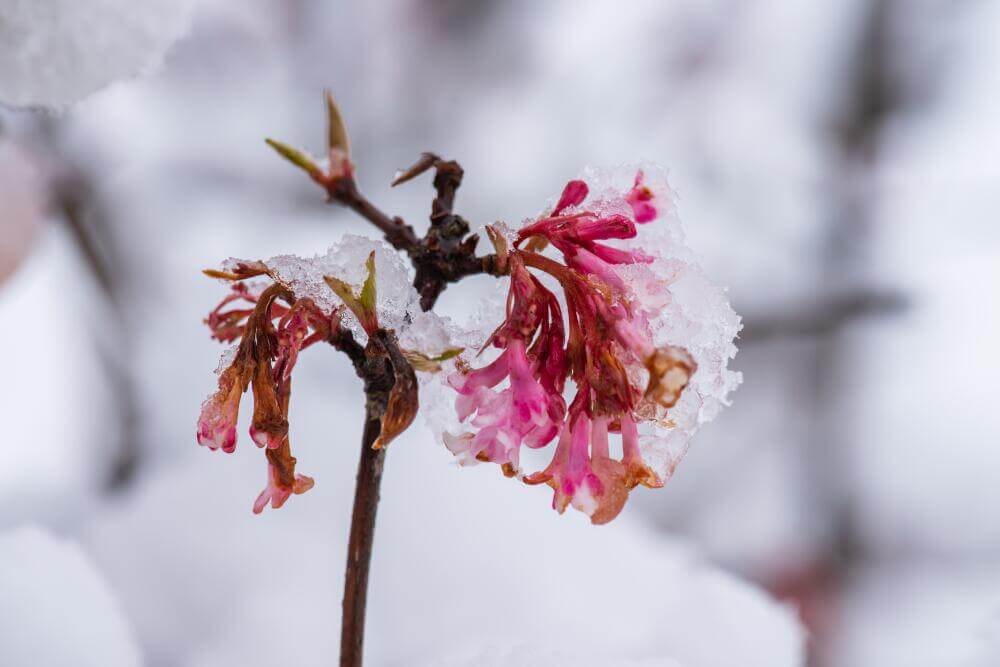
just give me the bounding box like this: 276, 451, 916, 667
0, 0, 195, 109
413, 644, 683, 667
84, 421, 803, 667
0, 525, 140, 667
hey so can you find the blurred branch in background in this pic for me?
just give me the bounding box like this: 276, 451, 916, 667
0, 119, 43, 285
35, 117, 142, 491
741, 289, 905, 343
758, 1, 902, 664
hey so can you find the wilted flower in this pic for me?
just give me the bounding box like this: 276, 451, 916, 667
198, 247, 423, 513
443, 170, 726, 524
196, 363, 245, 454
197, 278, 332, 513
253, 461, 315, 515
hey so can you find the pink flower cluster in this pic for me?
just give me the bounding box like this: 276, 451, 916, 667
197, 280, 331, 513
445, 172, 697, 524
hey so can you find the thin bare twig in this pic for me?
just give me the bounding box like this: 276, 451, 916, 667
329, 326, 395, 667
328, 157, 504, 310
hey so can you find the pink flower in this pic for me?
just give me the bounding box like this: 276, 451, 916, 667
445, 170, 697, 523
524, 412, 631, 524
204, 282, 275, 343
552, 179, 588, 214
253, 462, 315, 514
198, 283, 329, 512
626, 170, 657, 223
519, 179, 649, 268
446, 255, 566, 472
196, 363, 245, 453
447, 338, 565, 471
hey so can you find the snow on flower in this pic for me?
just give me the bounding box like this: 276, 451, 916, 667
197, 169, 739, 522
197, 236, 447, 512
436, 165, 742, 524
197, 279, 325, 513
253, 462, 316, 515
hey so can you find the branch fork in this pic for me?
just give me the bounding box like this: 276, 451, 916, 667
265, 92, 506, 667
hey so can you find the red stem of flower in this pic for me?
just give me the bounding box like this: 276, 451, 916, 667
340, 409, 387, 667
516, 248, 576, 285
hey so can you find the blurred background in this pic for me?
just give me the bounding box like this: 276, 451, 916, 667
1, 1, 999, 665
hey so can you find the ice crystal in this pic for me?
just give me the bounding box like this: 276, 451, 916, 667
224, 234, 438, 345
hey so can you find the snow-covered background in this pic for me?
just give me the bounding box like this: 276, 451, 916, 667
1, 0, 998, 665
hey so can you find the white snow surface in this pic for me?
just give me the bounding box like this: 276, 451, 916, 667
415, 644, 683, 667
0, 226, 110, 526
83, 421, 804, 667
0, 0, 195, 109
0, 525, 140, 667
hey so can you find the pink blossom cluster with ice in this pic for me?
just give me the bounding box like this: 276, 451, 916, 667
433, 165, 742, 524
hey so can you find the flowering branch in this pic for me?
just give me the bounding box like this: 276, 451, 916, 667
260, 93, 504, 667
266, 93, 504, 311
200, 92, 740, 666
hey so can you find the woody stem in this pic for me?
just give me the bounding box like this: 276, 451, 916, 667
331, 163, 505, 666
339, 407, 386, 667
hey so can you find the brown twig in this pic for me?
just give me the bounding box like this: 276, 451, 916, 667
331, 177, 419, 252
330, 326, 395, 667
320, 153, 505, 667
340, 414, 385, 667
267, 109, 510, 665
329, 157, 504, 310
